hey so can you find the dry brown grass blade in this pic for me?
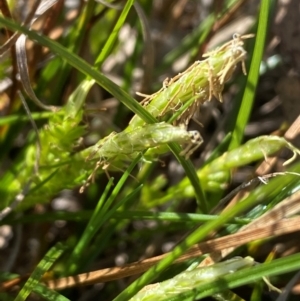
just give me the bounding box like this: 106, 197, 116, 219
1, 204, 299, 291
39, 216, 300, 290
199, 188, 300, 267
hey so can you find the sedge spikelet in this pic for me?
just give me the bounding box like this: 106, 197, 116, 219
128, 34, 253, 130
130, 257, 254, 301
87, 122, 202, 163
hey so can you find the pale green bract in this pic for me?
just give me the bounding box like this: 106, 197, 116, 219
89, 122, 202, 162
81, 123, 202, 192
144, 135, 300, 207
130, 257, 254, 301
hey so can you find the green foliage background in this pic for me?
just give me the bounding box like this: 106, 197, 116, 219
1, 1, 300, 301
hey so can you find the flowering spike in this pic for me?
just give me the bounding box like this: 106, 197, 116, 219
129, 33, 254, 129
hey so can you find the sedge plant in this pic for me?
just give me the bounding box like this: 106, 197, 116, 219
1, 1, 300, 301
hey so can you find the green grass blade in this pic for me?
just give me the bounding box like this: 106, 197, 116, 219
1, 210, 250, 226
14, 243, 65, 301
112, 163, 300, 301
32, 284, 70, 301
229, 0, 270, 149
66, 154, 143, 274
86, 177, 115, 226
77, 185, 144, 271
166, 252, 300, 300
49, 0, 97, 103
158, 0, 242, 72
159, 14, 215, 72
0, 15, 153, 122
168, 143, 207, 212
94, 0, 134, 67
0, 111, 59, 126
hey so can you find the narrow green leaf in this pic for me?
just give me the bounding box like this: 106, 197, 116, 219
66, 155, 143, 274
1, 210, 250, 226
95, 0, 134, 67
229, 0, 270, 149
112, 162, 300, 301
14, 243, 65, 301
33, 284, 70, 301
166, 252, 300, 300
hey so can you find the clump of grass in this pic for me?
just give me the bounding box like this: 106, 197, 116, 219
1, 1, 300, 301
